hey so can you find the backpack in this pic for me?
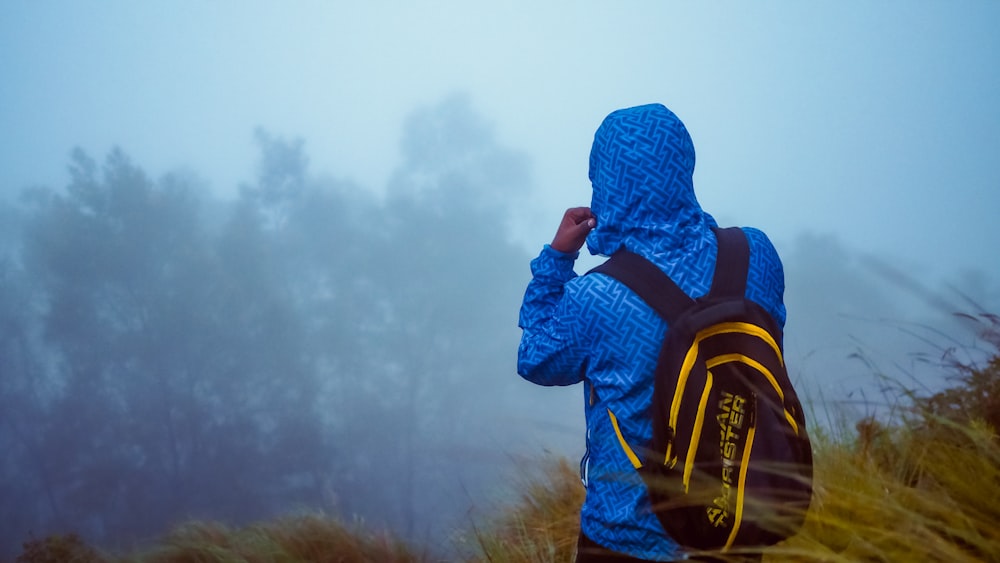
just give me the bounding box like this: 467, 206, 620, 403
588, 227, 813, 552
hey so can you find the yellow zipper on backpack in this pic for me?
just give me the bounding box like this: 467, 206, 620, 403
666, 322, 792, 468
724, 423, 756, 551
682, 370, 714, 492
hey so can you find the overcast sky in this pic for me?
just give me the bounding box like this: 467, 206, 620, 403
2, 1, 998, 282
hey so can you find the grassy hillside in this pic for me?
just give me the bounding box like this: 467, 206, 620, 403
13, 317, 1000, 563
472, 315, 1000, 562
12, 516, 425, 563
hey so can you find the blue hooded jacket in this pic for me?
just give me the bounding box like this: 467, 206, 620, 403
517, 104, 786, 560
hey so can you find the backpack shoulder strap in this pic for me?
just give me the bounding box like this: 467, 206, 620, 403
707, 227, 750, 300
588, 249, 693, 323
588, 228, 753, 325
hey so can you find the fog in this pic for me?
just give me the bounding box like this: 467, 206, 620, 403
1, 1, 998, 557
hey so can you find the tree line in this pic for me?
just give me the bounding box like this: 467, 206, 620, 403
0, 97, 542, 555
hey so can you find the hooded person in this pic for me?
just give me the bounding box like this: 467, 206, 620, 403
517, 103, 786, 561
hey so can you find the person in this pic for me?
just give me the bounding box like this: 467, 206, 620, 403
516, 103, 786, 562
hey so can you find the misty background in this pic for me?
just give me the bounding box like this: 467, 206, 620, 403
1, 1, 998, 558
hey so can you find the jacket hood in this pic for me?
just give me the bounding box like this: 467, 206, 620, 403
586, 104, 716, 259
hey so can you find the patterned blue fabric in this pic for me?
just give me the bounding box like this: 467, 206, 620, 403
518, 104, 786, 561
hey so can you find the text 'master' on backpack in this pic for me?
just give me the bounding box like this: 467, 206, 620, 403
587, 227, 813, 553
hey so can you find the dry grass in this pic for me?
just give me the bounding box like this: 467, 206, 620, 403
465, 415, 1000, 563
16, 315, 1000, 562
470, 317, 1000, 562
17, 414, 999, 563
464, 457, 584, 563
123, 514, 425, 563
770, 416, 1000, 562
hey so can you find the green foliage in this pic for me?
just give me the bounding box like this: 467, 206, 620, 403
8, 144, 332, 544
11, 517, 424, 563
15, 533, 104, 563
912, 313, 1000, 435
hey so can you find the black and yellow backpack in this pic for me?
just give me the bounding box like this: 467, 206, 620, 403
589, 227, 813, 552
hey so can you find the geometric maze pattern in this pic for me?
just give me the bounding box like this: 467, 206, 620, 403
586, 103, 699, 261
517, 103, 786, 561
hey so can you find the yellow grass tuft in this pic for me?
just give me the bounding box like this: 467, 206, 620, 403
770, 415, 1000, 562
465, 457, 584, 563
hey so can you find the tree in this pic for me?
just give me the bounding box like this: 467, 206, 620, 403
0, 201, 62, 551
362, 95, 536, 540
233, 97, 542, 543
13, 147, 330, 547
1, 96, 561, 555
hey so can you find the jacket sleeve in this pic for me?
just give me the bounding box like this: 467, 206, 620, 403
742, 227, 787, 330
516, 245, 588, 386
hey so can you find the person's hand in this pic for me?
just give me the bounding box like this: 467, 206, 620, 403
551, 207, 596, 254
